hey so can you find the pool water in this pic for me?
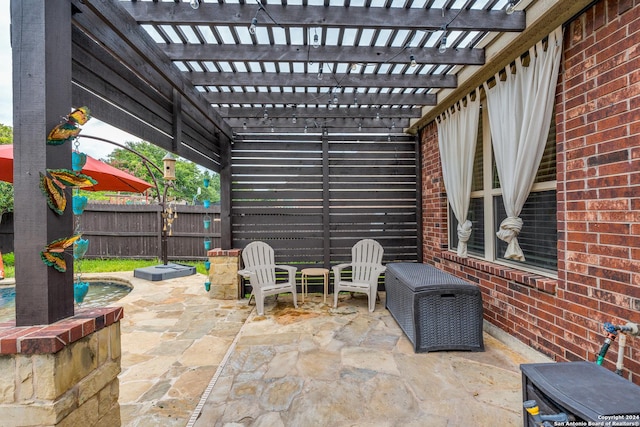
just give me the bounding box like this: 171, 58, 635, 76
0, 281, 131, 323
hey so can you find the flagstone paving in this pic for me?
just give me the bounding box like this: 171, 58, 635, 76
86, 271, 251, 427
190, 293, 552, 427
90, 272, 550, 426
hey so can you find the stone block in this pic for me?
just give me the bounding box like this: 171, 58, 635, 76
96, 404, 121, 427
0, 356, 16, 403
32, 354, 57, 400
1, 403, 57, 427
77, 360, 121, 406
15, 356, 33, 401
41, 337, 97, 400
96, 327, 109, 366
209, 283, 238, 300
110, 323, 121, 360
97, 378, 119, 417
57, 394, 99, 427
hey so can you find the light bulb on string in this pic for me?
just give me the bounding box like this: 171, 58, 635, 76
438, 35, 447, 54
506, 0, 518, 14
263, 109, 269, 119
292, 114, 297, 124
313, 31, 320, 49
410, 54, 417, 67
317, 64, 323, 80
190, 0, 200, 10
249, 17, 258, 35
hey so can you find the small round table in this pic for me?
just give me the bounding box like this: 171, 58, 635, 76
300, 268, 330, 303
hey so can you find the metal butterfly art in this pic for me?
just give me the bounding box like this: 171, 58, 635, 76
40, 169, 97, 215
46, 106, 91, 145
40, 234, 82, 272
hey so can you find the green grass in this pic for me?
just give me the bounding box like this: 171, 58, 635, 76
0, 253, 208, 278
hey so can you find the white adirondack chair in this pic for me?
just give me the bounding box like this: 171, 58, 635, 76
238, 241, 298, 315
333, 239, 386, 312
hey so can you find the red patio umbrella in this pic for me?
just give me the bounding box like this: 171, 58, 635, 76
0, 144, 152, 193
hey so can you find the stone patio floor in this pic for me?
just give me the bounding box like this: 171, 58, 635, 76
88, 271, 551, 426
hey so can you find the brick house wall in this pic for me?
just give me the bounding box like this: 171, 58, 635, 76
420, 0, 640, 384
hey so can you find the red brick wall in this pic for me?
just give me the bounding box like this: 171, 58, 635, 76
420, 0, 640, 384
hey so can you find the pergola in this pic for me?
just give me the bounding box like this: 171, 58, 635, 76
11, 0, 593, 325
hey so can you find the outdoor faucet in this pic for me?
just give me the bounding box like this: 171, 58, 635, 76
523, 400, 569, 426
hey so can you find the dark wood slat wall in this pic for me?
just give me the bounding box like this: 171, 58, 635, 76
231, 132, 418, 273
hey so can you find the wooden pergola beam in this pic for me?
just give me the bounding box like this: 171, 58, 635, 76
164, 44, 484, 66
122, 3, 526, 32
189, 71, 458, 89
218, 106, 422, 119
204, 92, 436, 106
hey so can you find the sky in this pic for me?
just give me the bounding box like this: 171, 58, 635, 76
0, 0, 135, 161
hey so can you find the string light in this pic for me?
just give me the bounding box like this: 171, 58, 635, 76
190, 0, 200, 10
317, 64, 323, 80
410, 54, 417, 67
292, 113, 297, 124
506, 0, 519, 14
249, 17, 258, 34
313, 29, 320, 49
263, 109, 269, 119
439, 35, 447, 54
243, 121, 247, 130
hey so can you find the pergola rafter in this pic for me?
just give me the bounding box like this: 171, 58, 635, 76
122, 3, 525, 32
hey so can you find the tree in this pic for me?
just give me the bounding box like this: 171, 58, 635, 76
106, 141, 220, 204
0, 124, 13, 222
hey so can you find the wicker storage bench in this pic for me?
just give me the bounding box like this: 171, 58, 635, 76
385, 262, 484, 353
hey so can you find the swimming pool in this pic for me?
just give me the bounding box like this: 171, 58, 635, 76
0, 281, 132, 323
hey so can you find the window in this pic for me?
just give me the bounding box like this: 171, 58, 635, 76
449, 104, 557, 273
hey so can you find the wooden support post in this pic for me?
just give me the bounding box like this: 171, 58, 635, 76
220, 134, 232, 250
12, 0, 74, 325
322, 128, 330, 269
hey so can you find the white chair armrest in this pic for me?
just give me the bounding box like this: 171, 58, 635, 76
332, 263, 352, 279
237, 269, 254, 278
275, 264, 297, 283
374, 265, 387, 275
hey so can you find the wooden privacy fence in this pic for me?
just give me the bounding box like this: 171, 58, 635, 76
0, 204, 222, 260
231, 132, 420, 270
78, 204, 221, 260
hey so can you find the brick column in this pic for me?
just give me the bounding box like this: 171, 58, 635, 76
207, 248, 241, 300
0, 307, 123, 426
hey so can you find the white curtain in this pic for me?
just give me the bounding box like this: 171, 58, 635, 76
483, 27, 563, 261
437, 91, 480, 257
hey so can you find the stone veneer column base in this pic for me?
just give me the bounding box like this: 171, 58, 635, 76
0, 307, 123, 427
207, 248, 242, 300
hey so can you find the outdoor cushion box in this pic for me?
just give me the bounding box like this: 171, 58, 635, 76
385, 262, 484, 353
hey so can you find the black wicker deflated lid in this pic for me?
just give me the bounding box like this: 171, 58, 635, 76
386, 262, 476, 292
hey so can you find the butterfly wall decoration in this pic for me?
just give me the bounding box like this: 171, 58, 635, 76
47, 106, 91, 146
40, 234, 82, 272
40, 169, 97, 215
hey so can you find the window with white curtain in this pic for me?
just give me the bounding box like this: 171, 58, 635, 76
449, 104, 557, 273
